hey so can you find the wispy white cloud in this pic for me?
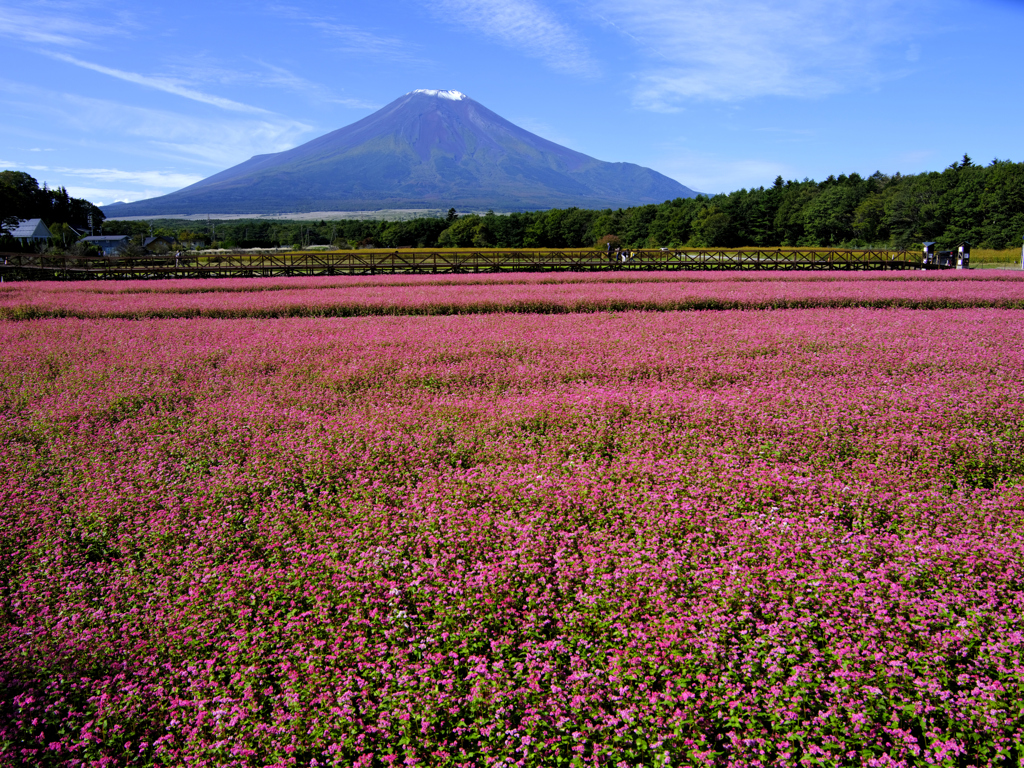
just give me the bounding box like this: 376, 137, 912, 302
426, 0, 597, 76
162, 56, 381, 109
0, 3, 124, 47
594, 0, 919, 108
67, 188, 138, 206
46, 53, 272, 114
0, 78, 313, 169
0, 159, 197, 204
3, 3, 369, 113
331, 96, 382, 109
59, 186, 173, 206
0, 162, 203, 189
1, 105, 305, 201
252, 61, 353, 102
269, 5, 426, 63
56, 94, 313, 167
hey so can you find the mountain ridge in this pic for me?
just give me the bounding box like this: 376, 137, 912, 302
103, 90, 698, 216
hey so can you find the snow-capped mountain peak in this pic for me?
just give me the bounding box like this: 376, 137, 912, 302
411, 89, 467, 101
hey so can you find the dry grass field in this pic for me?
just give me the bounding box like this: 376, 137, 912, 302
971, 247, 1022, 267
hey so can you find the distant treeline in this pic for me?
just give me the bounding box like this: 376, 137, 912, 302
11, 156, 1024, 252
0, 171, 106, 239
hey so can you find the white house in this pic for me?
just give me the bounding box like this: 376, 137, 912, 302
9, 218, 51, 244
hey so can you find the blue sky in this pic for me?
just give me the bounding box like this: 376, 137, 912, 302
1, 0, 1022, 206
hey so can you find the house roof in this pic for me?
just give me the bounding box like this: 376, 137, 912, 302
10, 218, 51, 239
81, 235, 129, 243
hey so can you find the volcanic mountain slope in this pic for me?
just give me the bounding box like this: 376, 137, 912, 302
103, 90, 698, 216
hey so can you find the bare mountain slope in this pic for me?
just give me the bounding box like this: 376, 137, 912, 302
103, 90, 697, 216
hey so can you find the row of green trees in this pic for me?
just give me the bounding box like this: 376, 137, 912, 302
7, 156, 1023, 252
0, 171, 106, 241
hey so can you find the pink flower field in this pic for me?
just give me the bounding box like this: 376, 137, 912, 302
3, 273, 1024, 766
3, 271, 1024, 319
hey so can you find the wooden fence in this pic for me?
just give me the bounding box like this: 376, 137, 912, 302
0, 247, 936, 281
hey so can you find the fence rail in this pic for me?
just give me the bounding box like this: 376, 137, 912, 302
0, 247, 937, 281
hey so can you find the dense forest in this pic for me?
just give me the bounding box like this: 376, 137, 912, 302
5, 156, 1023, 252
0, 171, 106, 243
